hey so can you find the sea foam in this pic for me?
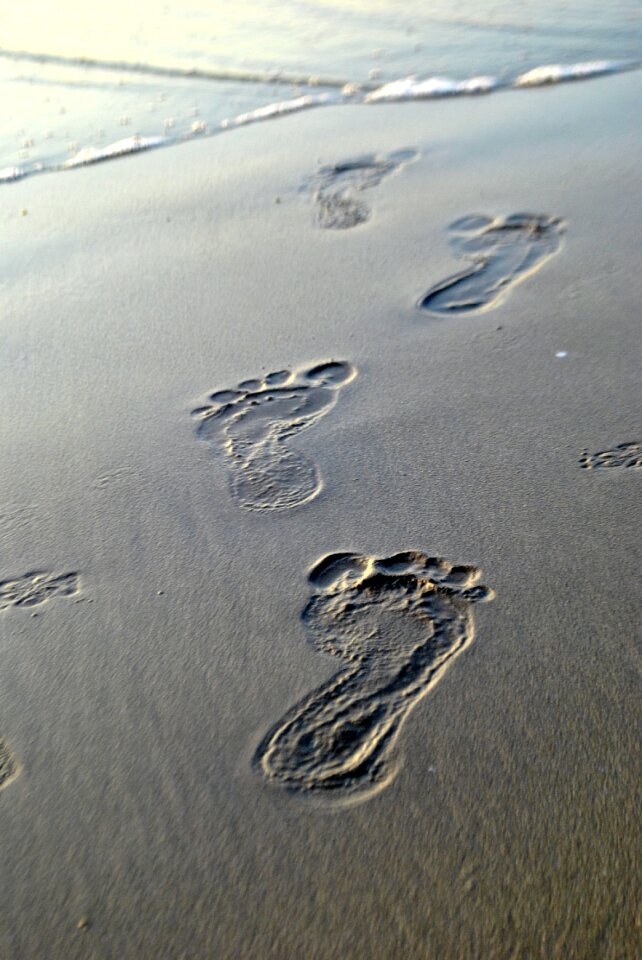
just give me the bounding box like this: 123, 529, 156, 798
63, 135, 168, 169
221, 92, 341, 129
365, 75, 499, 102
0, 166, 26, 182
514, 60, 623, 86
1, 57, 638, 185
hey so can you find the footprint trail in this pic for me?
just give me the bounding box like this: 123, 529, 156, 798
254, 550, 494, 805
308, 149, 417, 229
191, 361, 357, 511
580, 441, 642, 470
420, 213, 565, 315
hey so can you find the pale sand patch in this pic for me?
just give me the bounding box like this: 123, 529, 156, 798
0, 72, 639, 959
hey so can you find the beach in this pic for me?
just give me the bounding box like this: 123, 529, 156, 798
0, 58, 640, 959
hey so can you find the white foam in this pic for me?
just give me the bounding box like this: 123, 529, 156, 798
221, 92, 341, 128
514, 61, 621, 87
62, 135, 168, 169
365, 74, 498, 102
0, 166, 25, 182
1, 56, 637, 187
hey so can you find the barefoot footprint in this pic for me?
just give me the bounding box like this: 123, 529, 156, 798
191, 361, 357, 511
254, 550, 494, 804
0, 570, 80, 612
580, 441, 642, 470
308, 149, 418, 229
420, 213, 565, 315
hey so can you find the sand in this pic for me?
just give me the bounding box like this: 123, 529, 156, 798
0, 70, 640, 958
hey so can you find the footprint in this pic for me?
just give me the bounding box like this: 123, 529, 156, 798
0, 570, 80, 612
308, 149, 418, 229
420, 213, 565, 315
254, 550, 494, 805
191, 361, 357, 511
0, 740, 18, 791
0, 570, 78, 790
580, 441, 642, 470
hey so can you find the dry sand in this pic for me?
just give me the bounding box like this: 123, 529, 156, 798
0, 70, 640, 958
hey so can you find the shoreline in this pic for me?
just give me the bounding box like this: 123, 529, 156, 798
2, 59, 640, 184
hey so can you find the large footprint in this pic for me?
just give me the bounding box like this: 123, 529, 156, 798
420, 213, 565, 315
580, 441, 642, 470
308, 149, 418, 229
191, 361, 357, 511
254, 550, 494, 805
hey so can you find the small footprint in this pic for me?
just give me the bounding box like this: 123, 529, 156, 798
254, 550, 494, 804
308, 149, 418, 229
0, 740, 18, 791
420, 213, 565, 315
191, 361, 357, 511
580, 441, 642, 470
0, 570, 80, 612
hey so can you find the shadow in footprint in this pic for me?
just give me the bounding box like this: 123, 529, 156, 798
0, 570, 80, 612
191, 361, 357, 511
420, 213, 565, 315
580, 441, 642, 470
254, 550, 494, 805
307, 149, 418, 229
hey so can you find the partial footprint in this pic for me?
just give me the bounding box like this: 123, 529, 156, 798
420, 213, 565, 315
307, 149, 418, 229
254, 550, 494, 805
0, 570, 80, 612
580, 441, 642, 470
0, 740, 18, 791
191, 361, 357, 511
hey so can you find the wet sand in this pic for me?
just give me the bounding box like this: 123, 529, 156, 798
0, 71, 640, 958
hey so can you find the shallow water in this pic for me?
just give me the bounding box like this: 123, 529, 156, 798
1, 0, 640, 180
4, 1, 640, 79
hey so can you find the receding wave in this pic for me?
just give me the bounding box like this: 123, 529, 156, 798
2, 56, 638, 183
0, 47, 360, 91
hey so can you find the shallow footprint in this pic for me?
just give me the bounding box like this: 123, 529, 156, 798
254, 550, 494, 805
580, 441, 642, 470
307, 149, 418, 229
0, 570, 80, 612
0, 740, 18, 791
191, 361, 357, 511
420, 213, 565, 315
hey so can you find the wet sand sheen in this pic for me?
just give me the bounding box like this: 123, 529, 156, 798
0, 71, 639, 958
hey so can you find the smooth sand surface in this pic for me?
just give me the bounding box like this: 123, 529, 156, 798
0, 72, 640, 958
